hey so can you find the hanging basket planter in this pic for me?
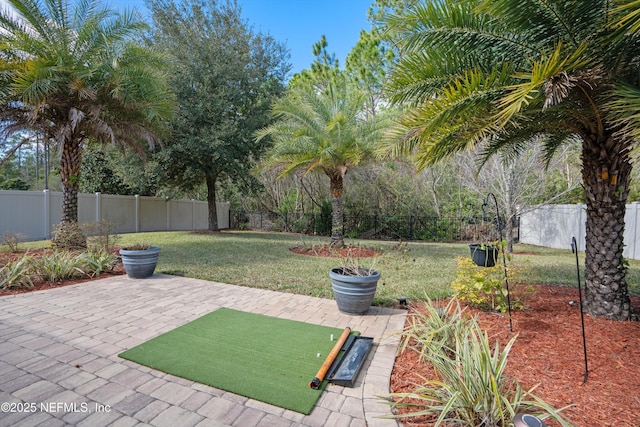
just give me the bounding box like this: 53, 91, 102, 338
469, 244, 499, 267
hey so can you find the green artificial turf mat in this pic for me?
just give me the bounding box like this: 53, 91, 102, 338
119, 307, 347, 414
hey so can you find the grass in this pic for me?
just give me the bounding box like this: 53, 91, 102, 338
7, 230, 640, 304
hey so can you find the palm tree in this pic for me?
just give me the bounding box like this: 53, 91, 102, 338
257, 82, 388, 248
382, 0, 640, 320
0, 0, 174, 247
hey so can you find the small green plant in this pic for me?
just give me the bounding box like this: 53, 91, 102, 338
384, 299, 574, 426
78, 250, 118, 277
32, 251, 87, 282
1, 232, 26, 252
451, 256, 529, 312
398, 297, 470, 360
0, 254, 34, 289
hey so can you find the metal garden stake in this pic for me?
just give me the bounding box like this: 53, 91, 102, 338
481, 193, 513, 332
571, 236, 589, 384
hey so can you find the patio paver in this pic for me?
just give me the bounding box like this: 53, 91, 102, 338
0, 274, 406, 426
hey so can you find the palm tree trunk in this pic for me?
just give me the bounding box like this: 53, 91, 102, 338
52, 135, 87, 249
328, 170, 345, 248
582, 132, 633, 320
205, 173, 219, 231
59, 137, 83, 223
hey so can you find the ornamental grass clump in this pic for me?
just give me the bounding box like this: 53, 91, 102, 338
32, 251, 88, 282
0, 254, 33, 289
78, 250, 118, 277
385, 299, 574, 426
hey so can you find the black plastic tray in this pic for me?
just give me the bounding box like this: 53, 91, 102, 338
326, 335, 374, 387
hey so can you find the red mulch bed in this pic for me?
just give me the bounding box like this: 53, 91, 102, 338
390, 285, 640, 427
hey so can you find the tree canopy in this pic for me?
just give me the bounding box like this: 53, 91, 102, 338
382, 0, 640, 320
146, 0, 290, 230
0, 0, 174, 247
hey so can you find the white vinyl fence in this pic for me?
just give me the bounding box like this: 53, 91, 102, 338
519, 203, 640, 260
0, 190, 229, 241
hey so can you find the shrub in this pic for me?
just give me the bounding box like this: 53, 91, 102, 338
385, 299, 574, 426
78, 250, 118, 277
451, 256, 530, 312
51, 222, 87, 250
32, 251, 87, 282
82, 220, 120, 252
0, 254, 33, 289
1, 232, 26, 252
398, 297, 470, 360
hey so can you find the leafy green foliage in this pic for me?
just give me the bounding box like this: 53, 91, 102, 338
397, 298, 470, 360
31, 252, 87, 282
77, 250, 118, 277
381, 0, 640, 319
386, 299, 574, 426
147, 0, 289, 230
51, 222, 87, 251
451, 256, 529, 312
0, 0, 175, 228
0, 254, 33, 289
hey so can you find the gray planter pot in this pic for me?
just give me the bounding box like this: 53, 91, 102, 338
120, 246, 161, 279
329, 267, 380, 315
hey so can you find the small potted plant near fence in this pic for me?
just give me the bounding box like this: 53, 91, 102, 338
329, 254, 380, 315
119, 243, 161, 279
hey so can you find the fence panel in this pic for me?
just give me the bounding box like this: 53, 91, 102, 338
0, 190, 229, 241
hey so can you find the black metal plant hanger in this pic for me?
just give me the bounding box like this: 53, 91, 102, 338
571, 236, 589, 384
481, 193, 513, 332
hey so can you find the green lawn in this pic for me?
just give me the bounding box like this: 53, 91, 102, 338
113, 231, 640, 306
13, 230, 640, 305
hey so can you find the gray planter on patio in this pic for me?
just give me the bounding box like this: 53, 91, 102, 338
329, 267, 380, 315
120, 246, 161, 279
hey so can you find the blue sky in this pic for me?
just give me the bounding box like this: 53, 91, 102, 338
0, 0, 372, 73
108, 0, 373, 75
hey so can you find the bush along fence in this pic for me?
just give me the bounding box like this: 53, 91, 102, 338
230, 210, 520, 243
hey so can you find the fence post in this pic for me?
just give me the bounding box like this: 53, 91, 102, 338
43, 189, 50, 239
192, 199, 196, 231
166, 197, 170, 231
409, 215, 414, 240
95, 192, 101, 222
135, 195, 140, 233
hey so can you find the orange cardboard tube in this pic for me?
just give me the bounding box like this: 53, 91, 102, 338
309, 327, 351, 389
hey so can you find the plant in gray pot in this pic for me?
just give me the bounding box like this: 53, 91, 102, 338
119, 243, 161, 279
329, 256, 380, 315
